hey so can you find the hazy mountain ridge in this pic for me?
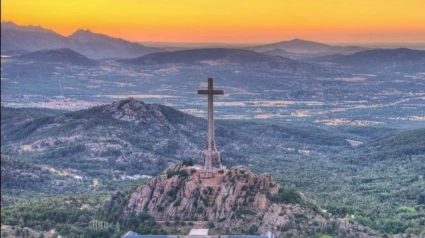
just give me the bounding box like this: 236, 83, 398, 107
307, 48, 425, 73
248, 39, 369, 57
1, 21, 56, 33
1, 22, 71, 54
16, 48, 98, 66
1, 21, 165, 59
260, 48, 308, 59
121, 48, 294, 64
120, 48, 346, 77
67, 29, 164, 59
1, 49, 31, 56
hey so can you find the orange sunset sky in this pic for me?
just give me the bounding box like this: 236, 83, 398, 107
2, 0, 425, 44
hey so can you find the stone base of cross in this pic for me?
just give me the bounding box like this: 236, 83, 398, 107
200, 149, 222, 171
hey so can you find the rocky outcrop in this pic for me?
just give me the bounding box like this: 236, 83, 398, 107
103, 98, 168, 125
127, 164, 279, 221
127, 164, 378, 237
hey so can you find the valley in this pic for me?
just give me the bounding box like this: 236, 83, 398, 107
2, 50, 425, 128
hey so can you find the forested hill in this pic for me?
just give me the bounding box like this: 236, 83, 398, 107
367, 129, 425, 156
1, 99, 351, 178
300, 129, 425, 236
1, 100, 424, 236
1, 99, 352, 197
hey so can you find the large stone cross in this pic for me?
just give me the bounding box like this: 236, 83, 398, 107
197, 78, 224, 170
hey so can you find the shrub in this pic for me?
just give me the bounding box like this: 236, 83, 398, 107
417, 194, 425, 205
173, 199, 181, 207
166, 171, 179, 178
207, 222, 215, 229
182, 158, 194, 166
269, 188, 302, 204
236, 209, 256, 217
179, 170, 189, 178
167, 188, 177, 198
196, 207, 204, 214
248, 224, 258, 235
397, 206, 416, 214
203, 198, 209, 206
294, 213, 308, 221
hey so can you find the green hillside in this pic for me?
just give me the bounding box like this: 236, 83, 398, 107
1, 101, 424, 236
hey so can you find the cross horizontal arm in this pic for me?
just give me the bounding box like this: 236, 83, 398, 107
197, 90, 224, 95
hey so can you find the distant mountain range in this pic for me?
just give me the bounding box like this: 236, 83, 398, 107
2, 21, 375, 60
16, 48, 98, 66
2, 21, 424, 76
260, 48, 314, 60
121, 48, 296, 65
1, 49, 31, 56
1, 21, 164, 59
307, 48, 425, 73
120, 48, 346, 77
248, 39, 369, 58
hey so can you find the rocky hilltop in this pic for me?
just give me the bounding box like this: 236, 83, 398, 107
126, 164, 377, 237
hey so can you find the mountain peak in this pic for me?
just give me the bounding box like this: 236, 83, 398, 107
249, 38, 367, 56
1, 21, 17, 27
68, 28, 99, 39
1, 21, 56, 34
68, 28, 121, 43
73, 29, 93, 34
2, 22, 164, 58
100, 98, 200, 125
102, 99, 166, 124
289, 38, 308, 42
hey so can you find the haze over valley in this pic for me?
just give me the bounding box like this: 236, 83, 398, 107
2, 22, 425, 129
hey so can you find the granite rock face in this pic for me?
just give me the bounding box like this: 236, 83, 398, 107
126, 164, 378, 237
103, 98, 167, 125
127, 164, 279, 221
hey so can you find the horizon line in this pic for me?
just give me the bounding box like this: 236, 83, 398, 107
2, 20, 425, 47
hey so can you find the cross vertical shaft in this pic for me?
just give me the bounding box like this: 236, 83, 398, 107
197, 78, 224, 170
207, 78, 214, 150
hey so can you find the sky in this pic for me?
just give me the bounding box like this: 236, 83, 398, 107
2, 0, 425, 44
